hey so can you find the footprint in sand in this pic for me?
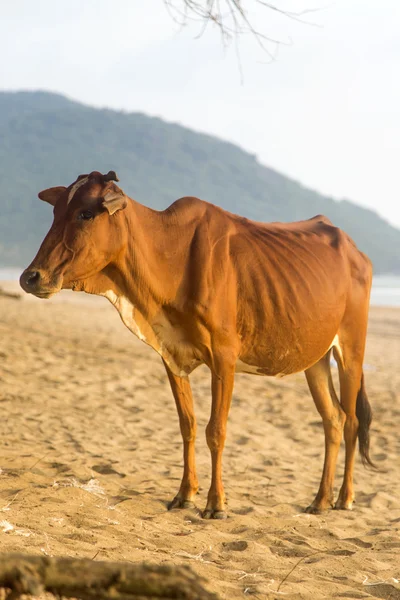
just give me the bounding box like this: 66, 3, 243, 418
236, 436, 250, 446
231, 506, 254, 515
91, 464, 126, 478
344, 537, 373, 549
222, 540, 248, 551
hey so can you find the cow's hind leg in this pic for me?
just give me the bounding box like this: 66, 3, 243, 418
305, 352, 346, 513
333, 286, 374, 510
334, 351, 374, 510
164, 361, 199, 510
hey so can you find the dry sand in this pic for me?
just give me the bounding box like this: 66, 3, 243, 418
0, 282, 399, 600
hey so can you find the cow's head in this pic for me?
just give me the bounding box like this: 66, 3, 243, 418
20, 171, 128, 298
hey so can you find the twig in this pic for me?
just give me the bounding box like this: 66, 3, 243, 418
28, 451, 51, 472
277, 550, 324, 592
362, 575, 400, 586
0, 493, 19, 513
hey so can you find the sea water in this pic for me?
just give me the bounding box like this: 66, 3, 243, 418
369, 275, 400, 307
1, 269, 400, 307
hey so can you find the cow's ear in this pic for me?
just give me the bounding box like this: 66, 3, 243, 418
102, 189, 127, 215
38, 186, 67, 206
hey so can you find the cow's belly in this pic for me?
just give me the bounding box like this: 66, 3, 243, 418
103, 291, 343, 379
236, 332, 342, 377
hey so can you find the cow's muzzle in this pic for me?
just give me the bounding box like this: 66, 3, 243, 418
19, 269, 61, 298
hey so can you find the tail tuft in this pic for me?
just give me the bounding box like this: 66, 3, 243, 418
356, 372, 376, 468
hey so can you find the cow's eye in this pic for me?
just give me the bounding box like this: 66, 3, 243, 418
78, 210, 94, 221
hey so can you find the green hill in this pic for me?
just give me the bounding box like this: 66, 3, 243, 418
1, 90, 399, 273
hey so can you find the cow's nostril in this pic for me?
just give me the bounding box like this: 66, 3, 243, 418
25, 271, 41, 287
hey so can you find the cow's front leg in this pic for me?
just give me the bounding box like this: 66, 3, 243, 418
203, 363, 235, 519
164, 361, 199, 510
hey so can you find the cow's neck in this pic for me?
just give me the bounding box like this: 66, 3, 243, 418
85, 197, 189, 319
81, 197, 194, 374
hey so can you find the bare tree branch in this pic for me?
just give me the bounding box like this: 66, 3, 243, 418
162, 0, 320, 56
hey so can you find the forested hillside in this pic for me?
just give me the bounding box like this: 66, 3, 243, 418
1, 90, 399, 273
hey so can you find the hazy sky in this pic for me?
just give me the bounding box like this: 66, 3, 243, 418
1, 0, 399, 227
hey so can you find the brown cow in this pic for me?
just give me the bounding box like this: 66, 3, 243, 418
20, 170, 374, 518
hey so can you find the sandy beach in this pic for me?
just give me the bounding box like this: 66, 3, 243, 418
0, 282, 399, 599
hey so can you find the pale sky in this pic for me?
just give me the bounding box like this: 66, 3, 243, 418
1, 0, 399, 227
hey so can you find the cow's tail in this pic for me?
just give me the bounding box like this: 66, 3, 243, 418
356, 372, 375, 468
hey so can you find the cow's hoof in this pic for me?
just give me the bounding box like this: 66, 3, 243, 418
334, 502, 353, 511
304, 504, 324, 515
202, 509, 228, 520
168, 497, 196, 510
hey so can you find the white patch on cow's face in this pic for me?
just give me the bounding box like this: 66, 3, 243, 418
102, 290, 146, 342
67, 176, 89, 204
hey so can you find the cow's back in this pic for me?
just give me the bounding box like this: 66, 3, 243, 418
163, 199, 370, 375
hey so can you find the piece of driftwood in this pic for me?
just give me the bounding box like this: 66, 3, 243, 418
0, 287, 21, 300
0, 554, 219, 600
